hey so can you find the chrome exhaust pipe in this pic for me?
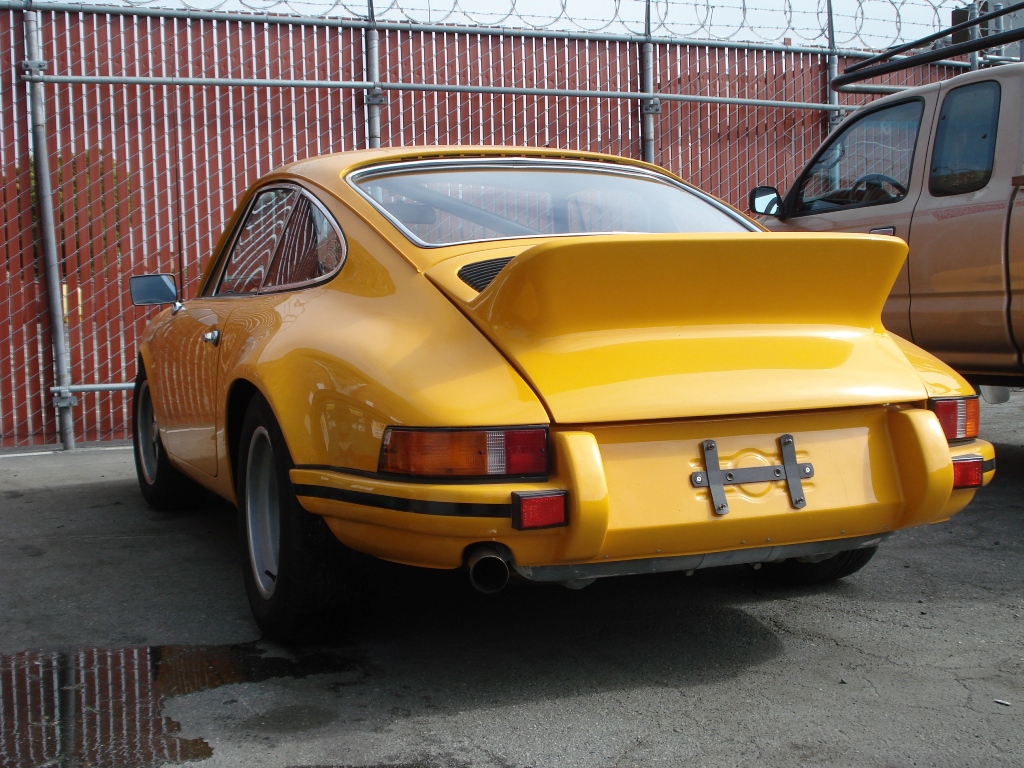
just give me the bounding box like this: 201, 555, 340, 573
466, 546, 510, 594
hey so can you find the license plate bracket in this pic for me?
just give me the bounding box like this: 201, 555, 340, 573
690, 434, 813, 516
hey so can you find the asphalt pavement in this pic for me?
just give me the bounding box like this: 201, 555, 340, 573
1, 398, 1022, 768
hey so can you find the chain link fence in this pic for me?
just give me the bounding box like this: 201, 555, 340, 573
0, 0, 971, 449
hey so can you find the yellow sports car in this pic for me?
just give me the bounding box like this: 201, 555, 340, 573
129, 147, 995, 639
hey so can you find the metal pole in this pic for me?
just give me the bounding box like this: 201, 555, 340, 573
24, 72, 847, 112
50, 383, 134, 394
969, 3, 980, 70
364, 0, 383, 149
992, 4, 1005, 57
641, 0, 659, 164
24, 9, 76, 450
825, 0, 842, 133
57, 652, 77, 768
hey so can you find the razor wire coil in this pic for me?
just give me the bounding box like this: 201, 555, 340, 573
81, 0, 979, 50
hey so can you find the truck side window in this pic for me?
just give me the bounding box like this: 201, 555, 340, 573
929, 81, 1000, 197
793, 100, 923, 215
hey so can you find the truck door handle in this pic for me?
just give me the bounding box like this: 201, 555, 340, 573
202, 330, 220, 346
869, 227, 895, 236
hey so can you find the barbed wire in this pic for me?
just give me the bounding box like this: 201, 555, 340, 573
77, 0, 981, 49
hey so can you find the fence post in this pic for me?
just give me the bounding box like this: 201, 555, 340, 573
364, 0, 384, 149
992, 4, 1004, 58
969, 3, 980, 70
23, 9, 76, 450
640, 0, 660, 163
825, 0, 842, 133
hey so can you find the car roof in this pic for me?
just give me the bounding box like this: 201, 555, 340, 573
278, 145, 661, 181
252, 146, 749, 272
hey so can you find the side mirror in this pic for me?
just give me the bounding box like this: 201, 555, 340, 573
129, 274, 178, 306
749, 186, 783, 217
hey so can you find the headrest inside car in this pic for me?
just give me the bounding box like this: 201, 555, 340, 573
384, 201, 437, 225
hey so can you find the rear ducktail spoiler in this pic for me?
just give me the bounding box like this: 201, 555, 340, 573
455, 232, 927, 423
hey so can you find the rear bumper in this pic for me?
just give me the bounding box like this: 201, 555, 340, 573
515, 532, 891, 584
292, 404, 994, 574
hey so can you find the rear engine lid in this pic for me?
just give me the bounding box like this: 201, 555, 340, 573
427, 232, 926, 423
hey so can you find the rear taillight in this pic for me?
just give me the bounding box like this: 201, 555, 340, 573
379, 427, 548, 477
952, 456, 984, 489
929, 396, 979, 440
512, 491, 568, 530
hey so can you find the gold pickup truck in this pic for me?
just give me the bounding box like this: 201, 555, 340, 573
751, 62, 1024, 392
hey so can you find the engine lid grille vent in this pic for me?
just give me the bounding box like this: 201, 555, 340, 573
457, 257, 514, 292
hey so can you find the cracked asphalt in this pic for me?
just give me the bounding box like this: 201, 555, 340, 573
1, 396, 1022, 768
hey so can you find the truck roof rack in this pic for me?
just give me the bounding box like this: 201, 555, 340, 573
832, 0, 1024, 90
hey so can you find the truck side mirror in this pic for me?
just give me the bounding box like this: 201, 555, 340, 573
129, 274, 178, 306
749, 186, 782, 217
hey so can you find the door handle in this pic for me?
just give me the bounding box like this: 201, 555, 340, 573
869, 227, 895, 236
202, 330, 220, 346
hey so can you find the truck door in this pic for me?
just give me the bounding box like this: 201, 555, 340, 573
908, 77, 1017, 373
763, 96, 936, 339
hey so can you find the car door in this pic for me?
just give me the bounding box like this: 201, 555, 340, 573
153, 186, 300, 477
908, 77, 1018, 373
763, 96, 937, 339
146, 296, 233, 477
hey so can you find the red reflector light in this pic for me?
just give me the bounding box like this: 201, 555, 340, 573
952, 457, 984, 489
929, 397, 980, 440
512, 491, 568, 530
505, 429, 548, 474
379, 427, 548, 477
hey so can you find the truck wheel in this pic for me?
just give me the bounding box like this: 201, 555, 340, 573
758, 547, 878, 586
132, 368, 205, 511
236, 394, 346, 641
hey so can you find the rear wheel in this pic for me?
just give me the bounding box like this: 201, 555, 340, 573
758, 547, 878, 586
132, 368, 205, 510
236, 394, 347, 641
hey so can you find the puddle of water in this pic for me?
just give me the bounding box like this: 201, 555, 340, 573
0, 643, 365, 768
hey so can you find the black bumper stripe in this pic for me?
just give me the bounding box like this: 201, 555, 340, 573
983, 457, 996, 473
294, 484, 512, 518
294, 463, 547, 485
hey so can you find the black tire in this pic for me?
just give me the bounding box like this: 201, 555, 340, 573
236, 393, 347, 641
758, 546, 878, 587
132, 367, 206, 511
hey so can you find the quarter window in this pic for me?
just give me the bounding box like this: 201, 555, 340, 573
794, 100, 923, 214
217, 189, 298, 295
264, 196, 347, 290
929, 81, 1000, 197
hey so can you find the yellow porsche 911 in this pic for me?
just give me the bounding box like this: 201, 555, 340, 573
129, 147, 994, 639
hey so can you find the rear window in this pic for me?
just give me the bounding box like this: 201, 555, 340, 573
351, 160, 753, 246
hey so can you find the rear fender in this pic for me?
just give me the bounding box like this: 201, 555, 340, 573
887, 407, 954, 527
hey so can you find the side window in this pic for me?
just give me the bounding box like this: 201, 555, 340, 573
929, 81, 1000, 197
794, 100, 924, 214
264, 196, 347, 290
217, 188, 297, 295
